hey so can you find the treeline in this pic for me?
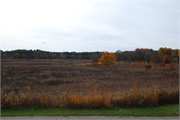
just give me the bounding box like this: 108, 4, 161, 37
0, 47, 179, 63
114, 48, 179, 63
0, 49, 103, 60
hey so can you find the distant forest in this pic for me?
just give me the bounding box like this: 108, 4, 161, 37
1, 48, 179, 63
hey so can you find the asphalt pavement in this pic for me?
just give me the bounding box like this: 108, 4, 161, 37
1, 116, 179, 120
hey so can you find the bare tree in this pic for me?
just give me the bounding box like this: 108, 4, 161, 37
145, 51, 152, 64
90, 53, 103, 62
115, 50, 122, 62
151, 51, 163, 63
135, 48, 145, 62
121, 52, 128, 61
127, 52, 137, 62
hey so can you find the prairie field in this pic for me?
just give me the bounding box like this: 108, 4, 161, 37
1, 59, 179, 109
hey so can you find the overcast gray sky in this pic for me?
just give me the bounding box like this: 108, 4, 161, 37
0, 0, 179, 52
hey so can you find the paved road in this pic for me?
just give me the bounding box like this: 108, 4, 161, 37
1, 116, 179, 120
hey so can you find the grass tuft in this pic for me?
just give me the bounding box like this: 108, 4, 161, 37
1, 81, 179, 109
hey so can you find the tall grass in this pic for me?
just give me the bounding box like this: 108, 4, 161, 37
1, 80, 179, 109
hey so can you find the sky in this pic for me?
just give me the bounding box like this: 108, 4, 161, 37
0, 0, 179, 52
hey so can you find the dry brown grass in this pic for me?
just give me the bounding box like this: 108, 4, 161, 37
1, 59, 179, 109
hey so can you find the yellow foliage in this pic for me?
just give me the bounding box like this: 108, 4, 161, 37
98, 52, 116, 68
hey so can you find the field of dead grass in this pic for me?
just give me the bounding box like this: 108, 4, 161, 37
1, 59, 179, 109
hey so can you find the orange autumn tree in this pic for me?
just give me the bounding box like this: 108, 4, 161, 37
15, 53, 20, 58
98, 51, 116, 68
163, 54, 170, 63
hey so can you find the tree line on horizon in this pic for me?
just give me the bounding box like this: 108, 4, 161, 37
0, 47, 179, 63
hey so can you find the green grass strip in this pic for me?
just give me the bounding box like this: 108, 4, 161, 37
1, 104, 179, 116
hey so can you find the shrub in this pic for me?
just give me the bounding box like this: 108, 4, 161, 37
93, 62, 100, 66
120, 61, 124, 64
145, 65, 151, 69
158, 63, 165, 67
163, 54, 170, 63
168, 63, 174, 67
